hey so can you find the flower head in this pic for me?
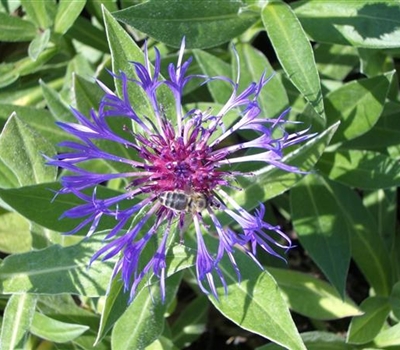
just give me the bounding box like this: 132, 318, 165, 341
49, 39, 313, 302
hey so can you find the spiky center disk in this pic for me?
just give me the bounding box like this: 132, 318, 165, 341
138, 132, 223, 193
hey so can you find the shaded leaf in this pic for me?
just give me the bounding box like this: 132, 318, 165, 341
315, 44, 358, 81
343, 101, 400, 150
325, 71, 394, 144
317, 150, 400, 189
171, 296, 208, 348
291, 174, 350, 297
303, 178, 392, 296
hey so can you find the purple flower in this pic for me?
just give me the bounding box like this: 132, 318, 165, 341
49, 39, 313, 302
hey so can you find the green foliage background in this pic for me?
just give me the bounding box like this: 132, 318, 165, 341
0, 1, 400, 349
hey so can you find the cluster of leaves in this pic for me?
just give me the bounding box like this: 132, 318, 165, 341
0, 0, 399, 349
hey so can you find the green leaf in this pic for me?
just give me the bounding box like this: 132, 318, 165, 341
325, 71, 394, 144
309, 178, 392, 296
262, 0, 325, 120
0, 294, 37, 350
102, 7, 174, 125
0, 48, 58, 88
171, 296, 208, 348
317, 150, 400, 189
268, 267, 361, 320
359, 48, 394, 77
111, 273, 182, 350
347, 296, 391, 344
0, 182, 124, 235
67, 16, 109, 53
293, 1, 400, 49
95, 244, 194, 345
20, 0, 53, 29
193, 49, 232, 104
40, 80, 76, 123
72, 74, 104, 117
0, 113, 57, 187
291, 174, 350, 297
258, 331, 353, 350
31, 312, 89, 343
0, 212, 31, 254
344, 101, 400, 150
373, 322, 400, 347
0, 103, 74, 146
54, 0, 86, 34
112, 0, 258, 49
315, 44, 358, 81
363, 188, 397, 250
227, 121, 339, 212
235, 43, 289, 118
209, 251, 306, 350
28, 29, 51, 61
0, 234, 114, 296
390, 282, 400, 320
0, 13, 36, 42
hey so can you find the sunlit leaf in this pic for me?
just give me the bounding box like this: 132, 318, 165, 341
112, 0, 258, 49
262, 0, 325, 120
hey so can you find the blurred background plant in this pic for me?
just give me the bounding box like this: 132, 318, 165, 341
0, 0, 399, 349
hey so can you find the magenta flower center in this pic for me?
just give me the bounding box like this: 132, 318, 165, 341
141, 129, 222, 194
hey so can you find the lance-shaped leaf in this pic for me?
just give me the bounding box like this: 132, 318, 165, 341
102, 7, 174, 124
294, 176, 392, 296
112, 0, 258, 49
291, 174, 351, 298
31, 312, 90, 343
262, 0, 325, 120
95, 244, 194, 345
0, 13, 36, 42
208, 250, 306, 350
111, 273, 182, 350
0, 294, 37, 350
